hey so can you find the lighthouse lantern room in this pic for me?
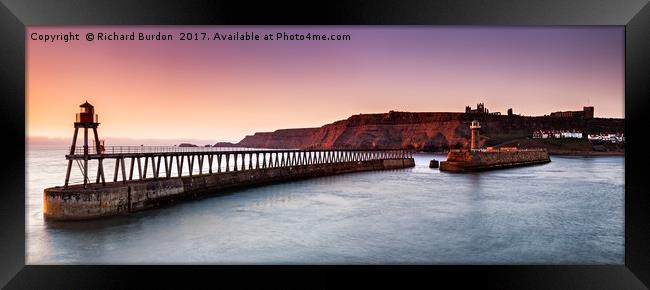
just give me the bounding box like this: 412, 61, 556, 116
76, 101, 98, 123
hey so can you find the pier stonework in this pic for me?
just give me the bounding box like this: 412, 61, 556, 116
440, 149, 550, 172
44, 158, 414, 220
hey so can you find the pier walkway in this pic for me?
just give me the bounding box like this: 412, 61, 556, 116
65, 146, 413, 187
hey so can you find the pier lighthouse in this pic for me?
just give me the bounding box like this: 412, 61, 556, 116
470, 120, 481, 150
64, 101, 104, 188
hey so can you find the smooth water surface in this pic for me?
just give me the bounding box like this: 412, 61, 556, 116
26, 146, 624, 264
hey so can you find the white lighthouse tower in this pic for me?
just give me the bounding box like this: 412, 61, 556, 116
470, 120, 481, 151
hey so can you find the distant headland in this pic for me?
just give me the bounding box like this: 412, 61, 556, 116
215, 104, 624, 155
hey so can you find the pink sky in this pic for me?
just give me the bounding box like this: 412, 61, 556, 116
27, 26, 624, 143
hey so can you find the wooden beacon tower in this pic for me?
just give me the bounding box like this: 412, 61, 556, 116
64, 101, 105, 188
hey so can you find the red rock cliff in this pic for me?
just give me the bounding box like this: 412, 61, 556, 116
235, 111, 624, 151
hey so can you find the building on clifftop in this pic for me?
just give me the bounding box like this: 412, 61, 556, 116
465, 103, 501, 115
550, 106, 594, 119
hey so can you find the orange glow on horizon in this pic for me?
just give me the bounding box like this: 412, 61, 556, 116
27, 27, 624, 143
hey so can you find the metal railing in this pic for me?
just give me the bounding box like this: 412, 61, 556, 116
63, 147, 414, 186
69, 146, 296, 155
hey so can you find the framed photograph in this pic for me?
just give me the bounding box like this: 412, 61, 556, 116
1, 0, 648, 288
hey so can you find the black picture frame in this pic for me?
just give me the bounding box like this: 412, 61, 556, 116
1, 0, 648, 288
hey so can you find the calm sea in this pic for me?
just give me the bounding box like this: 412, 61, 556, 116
26, 146, 624, 264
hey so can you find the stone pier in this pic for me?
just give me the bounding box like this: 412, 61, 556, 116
44, 158, 415, 220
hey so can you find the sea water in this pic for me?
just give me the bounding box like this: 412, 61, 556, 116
26, 146, 624, 264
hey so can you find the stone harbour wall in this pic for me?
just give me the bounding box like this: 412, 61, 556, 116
440, 150, 550, 172
44, 158, 415, 220
469, 150, 550, 165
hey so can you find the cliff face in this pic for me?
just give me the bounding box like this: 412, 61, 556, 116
234, 111, 624, 151
238, 128, 321, 148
